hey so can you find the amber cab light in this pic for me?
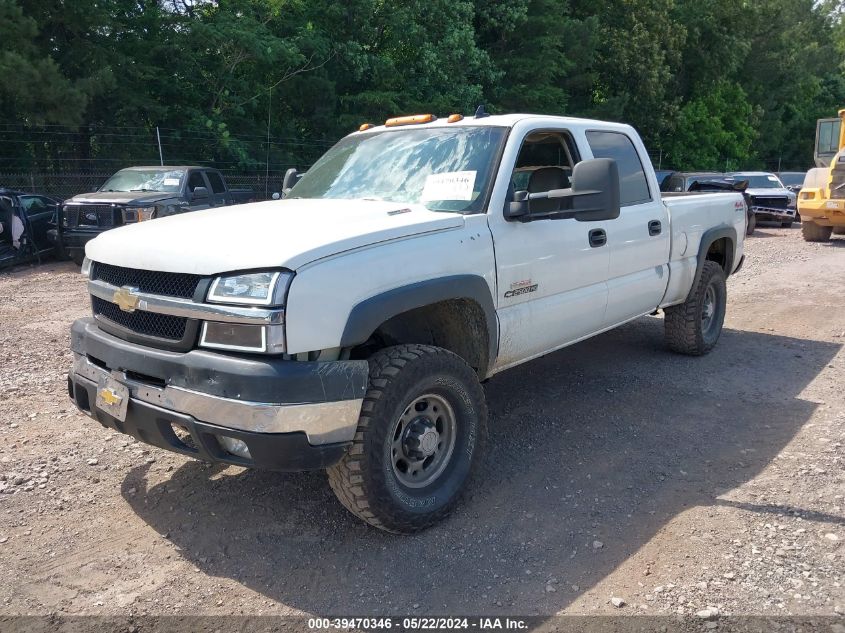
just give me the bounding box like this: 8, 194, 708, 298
447, 114, 464, 123
359, 123, 374, 131
385, 114, 436, 127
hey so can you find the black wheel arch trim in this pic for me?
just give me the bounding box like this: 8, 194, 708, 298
339, 275, 499, 373
688, 225, 737, 301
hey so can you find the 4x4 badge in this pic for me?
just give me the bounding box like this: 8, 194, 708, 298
113, 286, 140, 312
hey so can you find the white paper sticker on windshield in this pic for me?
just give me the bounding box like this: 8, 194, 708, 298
767, 175, 778, 182
421, 171, 476, 202
163, 178, 181, 186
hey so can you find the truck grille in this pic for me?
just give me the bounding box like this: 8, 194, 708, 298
66, 205, 120, 229
750, 196, 788, 209
92, 296, 188, 341
91, 263, 202, 299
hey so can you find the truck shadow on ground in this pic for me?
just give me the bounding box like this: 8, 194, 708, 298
122, 316, 840, 615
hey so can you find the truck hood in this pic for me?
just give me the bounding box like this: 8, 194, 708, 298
745, 188, 794, 198
68, 191, 175, 205
85, 198, 465, 274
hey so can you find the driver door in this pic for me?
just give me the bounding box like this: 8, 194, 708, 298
488, 128, 611, 370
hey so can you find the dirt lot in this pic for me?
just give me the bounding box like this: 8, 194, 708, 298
0, 225, 843, 621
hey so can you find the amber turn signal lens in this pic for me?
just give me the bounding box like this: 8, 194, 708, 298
385, 114, 436, 127
447, 114, 463, 123
359, 123, 374, 131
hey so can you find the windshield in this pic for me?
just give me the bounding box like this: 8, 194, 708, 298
288, 126, 508, 213
100, 169, 185, 193
778, 173, 805, 186
732, 174, 784, 188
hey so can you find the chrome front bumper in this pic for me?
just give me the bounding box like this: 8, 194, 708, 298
71, 353, 363, 445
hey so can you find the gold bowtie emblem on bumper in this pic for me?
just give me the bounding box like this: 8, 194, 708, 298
113, 286, 140, 312
98, 387, 123, 406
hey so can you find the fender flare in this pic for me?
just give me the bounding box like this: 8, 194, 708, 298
339, 275, 499, 370
688, 225, 736, 300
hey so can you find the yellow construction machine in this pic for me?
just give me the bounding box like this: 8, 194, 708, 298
799, 109, 845, 241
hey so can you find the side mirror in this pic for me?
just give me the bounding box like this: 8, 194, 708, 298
504, 158, 621, 222
504, 190, 530, 221
282, 168, 300, 191
192, 186, 209, 200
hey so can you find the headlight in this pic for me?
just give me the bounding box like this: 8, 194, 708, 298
207, 271, 292, 306
122, 206, 156, 223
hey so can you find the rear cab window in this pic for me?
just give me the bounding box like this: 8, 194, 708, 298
586, 130, 651, 206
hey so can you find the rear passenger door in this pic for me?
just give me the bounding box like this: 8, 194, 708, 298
586, 130, 670, 327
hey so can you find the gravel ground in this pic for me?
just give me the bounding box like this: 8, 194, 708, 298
0, 224, 843, 622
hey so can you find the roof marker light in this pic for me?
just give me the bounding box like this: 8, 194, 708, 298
385, 114, 436, 127
359, 123, 374, 131
447, 114, 463, 123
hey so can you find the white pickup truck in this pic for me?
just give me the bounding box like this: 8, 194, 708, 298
68, 112, 746, 533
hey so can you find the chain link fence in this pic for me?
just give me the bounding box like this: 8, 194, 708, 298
0, 170, 293, 201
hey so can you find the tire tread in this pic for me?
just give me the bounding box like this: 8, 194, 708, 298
327, 344, 486, 533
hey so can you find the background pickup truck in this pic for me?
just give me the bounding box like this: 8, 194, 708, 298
67, 112, 746, 533
49, 165, 254, 264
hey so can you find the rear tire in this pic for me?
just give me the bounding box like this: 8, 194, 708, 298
802, 221, 832, 242
327, 344, 487, 533
781, 221, 793, 228
833, 227, 845, 235
664, 260, 727, 356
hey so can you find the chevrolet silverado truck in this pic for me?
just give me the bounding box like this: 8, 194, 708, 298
49, 166, 255, 265
67, 112, 746, 533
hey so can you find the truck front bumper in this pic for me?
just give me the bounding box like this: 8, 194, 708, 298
47, 228, 99, 256
751, 206, 797, 222
67, 318, 368, 471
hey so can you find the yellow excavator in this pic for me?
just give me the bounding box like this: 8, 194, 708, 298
799, 108, 845, 241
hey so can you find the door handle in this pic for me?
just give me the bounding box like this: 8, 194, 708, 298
648, 220, 662, 236
588, 228, 607, 248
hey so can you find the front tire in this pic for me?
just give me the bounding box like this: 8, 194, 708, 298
802, 221, 832, 242
664, 260, 727, 356
327, 344, 487, 533
833, 227, 845, 235
746, 212, 756, 236
781, 221, 793, 228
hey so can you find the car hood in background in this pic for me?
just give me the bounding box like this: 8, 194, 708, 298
67, 191, 176, 205
745, 187, 795, 198
85, 198, 465, 274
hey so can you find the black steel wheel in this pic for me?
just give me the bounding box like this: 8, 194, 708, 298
327, 344, 487, 533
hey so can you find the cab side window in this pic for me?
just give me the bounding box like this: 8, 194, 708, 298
187, 171, 207, 192
586, 131, 651, 206
511, 131, 579, 213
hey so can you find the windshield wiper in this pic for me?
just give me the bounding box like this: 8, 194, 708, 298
129, 188, 159, 192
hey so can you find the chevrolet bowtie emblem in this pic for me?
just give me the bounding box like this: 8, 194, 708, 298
113, 286, 140, 312
98, 387, 123, 406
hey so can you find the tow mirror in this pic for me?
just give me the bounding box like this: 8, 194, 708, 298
192, 186, 209, 200
505, 158, 621, 222
282, 168, 300, 197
